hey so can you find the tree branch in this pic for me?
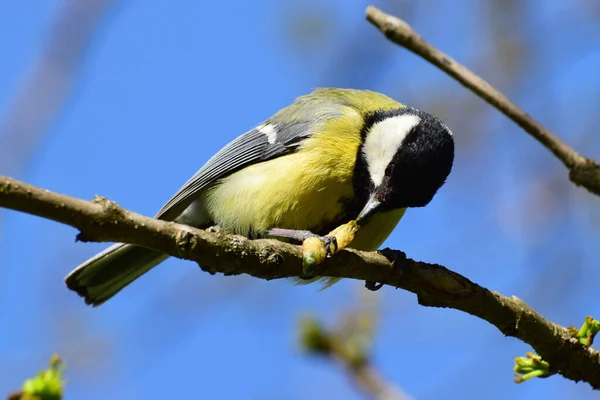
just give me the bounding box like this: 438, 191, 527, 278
1, 174, 599, 388
300, 317, 410, 400
299, 291, 413, 400
365, 6, 600, 196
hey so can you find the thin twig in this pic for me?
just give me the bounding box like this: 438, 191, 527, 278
0, 175, 599, 388
300, 317, 410, 400
300, 290, 412, 400
0, 0, 117, 176
365, 6, 600, 196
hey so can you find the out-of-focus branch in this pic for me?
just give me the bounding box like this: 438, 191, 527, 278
300, 291, 412, 400
300, 318, 409, 400
0, 0, 117, 176
366, 6, 600, 197
1, 174, 600, 388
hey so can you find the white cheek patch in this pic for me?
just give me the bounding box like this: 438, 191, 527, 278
257, 124, 278, 144
362, 114, 421, 187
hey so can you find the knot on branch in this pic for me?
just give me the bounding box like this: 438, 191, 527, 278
175, 227, 198, 257
93, 195, 125, 219
0, 178, 13, 193
264, 249, 284, 268
418, 265, 479, 302
76, 195, 126, 242
569, 159, 600, 195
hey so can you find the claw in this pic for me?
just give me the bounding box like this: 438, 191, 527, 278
323, 235, 338, 257
365, 281, 384, 291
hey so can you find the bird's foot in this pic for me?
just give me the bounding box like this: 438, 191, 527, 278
267, 221, 359, 277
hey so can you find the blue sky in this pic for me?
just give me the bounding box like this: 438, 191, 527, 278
1, 0, 600, 399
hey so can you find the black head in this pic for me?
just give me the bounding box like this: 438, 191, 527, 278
353, 108, 454, 222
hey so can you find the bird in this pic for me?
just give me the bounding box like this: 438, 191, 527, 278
65, 88, 455, 306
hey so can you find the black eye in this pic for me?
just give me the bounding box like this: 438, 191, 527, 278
384, 164, 394, 177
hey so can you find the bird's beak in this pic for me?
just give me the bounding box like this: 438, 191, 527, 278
357, 194, 383, 224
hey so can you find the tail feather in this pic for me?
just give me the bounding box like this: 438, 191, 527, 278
289, 276, 342, 289
65, 243, 169, 306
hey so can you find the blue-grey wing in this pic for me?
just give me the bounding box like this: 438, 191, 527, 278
155, 91, 345, 221
154, 122, 310, 221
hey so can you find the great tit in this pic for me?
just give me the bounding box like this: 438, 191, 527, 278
66, 88, 454, 306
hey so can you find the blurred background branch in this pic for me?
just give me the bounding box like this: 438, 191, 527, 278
0, 0, 117, 179
299, 289, 412, 400
366, 5, 600, 197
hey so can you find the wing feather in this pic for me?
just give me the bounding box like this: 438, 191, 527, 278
155, 122, 318, 221
154, 91, 348, 221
